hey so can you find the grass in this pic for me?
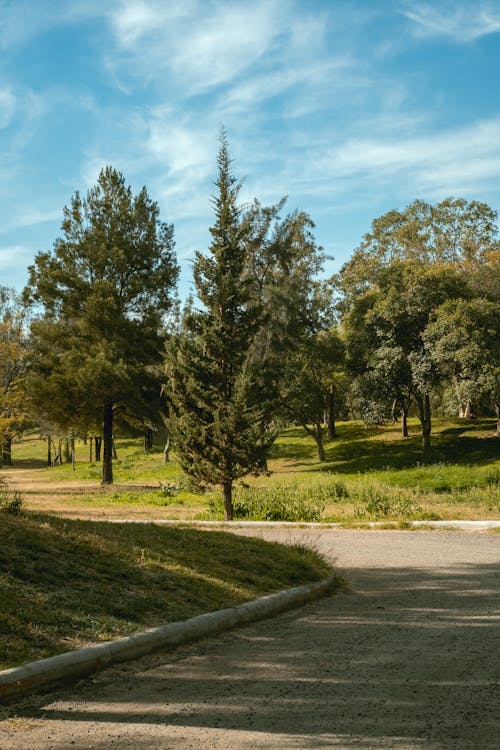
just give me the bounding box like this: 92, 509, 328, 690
0, 418, 497, 669
3, 417, 500, 523
0, 512, 333, 670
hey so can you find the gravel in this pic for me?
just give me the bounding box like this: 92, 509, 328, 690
1, 528, 499, 750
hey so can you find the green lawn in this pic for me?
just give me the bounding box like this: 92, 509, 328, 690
4, 417, 500, 522
0, 513, 332, 669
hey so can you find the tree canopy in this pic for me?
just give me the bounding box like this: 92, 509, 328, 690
24, 166, 178, 483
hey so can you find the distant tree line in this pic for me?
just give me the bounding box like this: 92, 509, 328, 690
1, 132, 498, 518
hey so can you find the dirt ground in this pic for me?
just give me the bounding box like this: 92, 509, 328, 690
0, 467, 176, 520
1, 529, 500, 749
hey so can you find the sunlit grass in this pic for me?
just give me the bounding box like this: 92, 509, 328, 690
5, 417, 500, 521
0, 513, 333, 669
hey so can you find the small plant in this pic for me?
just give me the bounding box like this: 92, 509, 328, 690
352, 482, 422, 520
158, 481, 179, 498
209, 485, 325, 522
0, 479, 23, 516
485, 469, 500, 487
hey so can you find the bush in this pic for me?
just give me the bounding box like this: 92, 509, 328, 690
0, 479, 23, 515
352, 482, 422, 520
209, 485, 326, 522
158, 481, 179, 498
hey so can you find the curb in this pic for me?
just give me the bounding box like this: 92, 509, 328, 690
104, 519, 500, 530
0, 576, 336, 703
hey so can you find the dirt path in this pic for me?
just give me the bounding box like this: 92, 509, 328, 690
1, 529, 500, 749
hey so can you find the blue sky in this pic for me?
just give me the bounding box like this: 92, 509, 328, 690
1, 0, 500, 297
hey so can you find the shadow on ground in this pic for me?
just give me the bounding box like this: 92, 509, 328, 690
7, 559, 500, 749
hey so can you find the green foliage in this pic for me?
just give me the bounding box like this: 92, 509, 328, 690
209, 484, 325, 522
0, 478, 23, 515
352, 482, 422, 520
166, 132, 326, 518
24, 166, 178, 483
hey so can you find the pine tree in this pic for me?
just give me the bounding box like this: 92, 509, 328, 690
24, 167, 178, 483
167, 133, 327, 518
167, 133, 265, 520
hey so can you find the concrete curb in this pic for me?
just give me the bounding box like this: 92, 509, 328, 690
105, 519, 500, 530
0, 576, 336, 703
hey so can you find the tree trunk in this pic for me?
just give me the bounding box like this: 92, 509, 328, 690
416, 394, 432, 453
144, 428, 154, 451
71, 437, 75, 471
496, 403, 500, 437
47, 435, 52, 466
222, 480, 233, 521
112, 436, 118, 460
89, 436, 93, 463
163, 435, 170, 463
315, 425, 326, 461
2, 436, 12, 466
58, 439, 63, 464
95, 436, 102, 461
422, 394, 432, 453
303, 422, 326, 461
459, 401, 471, 418
63, 438, 71, 464
391, 399, 398, 423
327, 389, 336, 439
402, 407, 409, 438
102, 404, 114, 485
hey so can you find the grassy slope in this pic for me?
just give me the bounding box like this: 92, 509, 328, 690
0, 514, 332, 669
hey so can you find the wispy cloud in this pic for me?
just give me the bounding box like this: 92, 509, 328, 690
402, 2, 500, 41
107, 0, 329, 96
0, 89, 16, 128
297, 116, 500, 200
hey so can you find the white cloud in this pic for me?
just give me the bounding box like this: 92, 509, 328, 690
0, 244, 34, 269
302, 116, 500, 199
402, 2, 500, 42
107, 0, 325, 94
0, 89, 16, 128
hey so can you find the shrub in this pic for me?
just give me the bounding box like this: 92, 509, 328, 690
352, 482, 422, 520
209, 485, 325, 522
0, 479, 23, 515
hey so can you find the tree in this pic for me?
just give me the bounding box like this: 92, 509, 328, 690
166, 132, 325, 518
337, 197, 498, 312
337, 197, 496, 450
0, 287, 29, 466
24, 167, 178, 483
342, 260, 467, 451
424, 298, 500, 432
282, 327, 343, 460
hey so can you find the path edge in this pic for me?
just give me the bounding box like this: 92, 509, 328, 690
0, 576, 337, 703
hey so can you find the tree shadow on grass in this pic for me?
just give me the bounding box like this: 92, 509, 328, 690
14, 561, 500, 749
0, 516, 328, 669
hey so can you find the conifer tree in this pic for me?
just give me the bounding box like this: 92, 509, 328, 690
167, 133, 263, 519
166, 132, 325, 519
24, 167, 178, 483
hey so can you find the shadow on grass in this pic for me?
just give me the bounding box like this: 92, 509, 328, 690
15, 560, 500, 749
1, 458, 48, 470
0, 515, 329, 669
274, 421, 499, 477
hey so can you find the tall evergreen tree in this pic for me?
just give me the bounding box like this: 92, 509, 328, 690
167, 133, 263, 519
24, 167, 178, 483
166, 132, 325, 519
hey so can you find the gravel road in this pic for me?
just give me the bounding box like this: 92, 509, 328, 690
1, 529, 500, 750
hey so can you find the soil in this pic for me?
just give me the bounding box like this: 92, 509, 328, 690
1, 528, 500, 749
0, 467, 176, 520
